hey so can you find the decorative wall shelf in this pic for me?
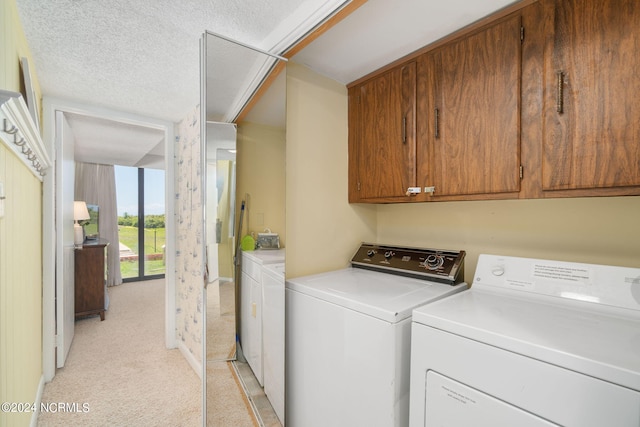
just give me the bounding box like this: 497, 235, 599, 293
0, 90, 51, 181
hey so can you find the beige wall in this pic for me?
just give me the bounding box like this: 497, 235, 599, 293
376, 197, 640, 281
213, 159, 235, 279
0, 1, 44, 426
0, 0, 41, 117
285, 61, 640, 282
286, 62, 377, 278
237, 121, 286, 246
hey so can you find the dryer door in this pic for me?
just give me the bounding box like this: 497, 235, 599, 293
425, 371, 557, 426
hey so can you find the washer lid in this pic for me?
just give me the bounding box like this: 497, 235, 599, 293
412, 288, 640, 391
263, 262, 285, 280
286, 268, 468, 323
242, 248, 285, 265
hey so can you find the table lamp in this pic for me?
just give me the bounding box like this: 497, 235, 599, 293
74, 201, 90, 245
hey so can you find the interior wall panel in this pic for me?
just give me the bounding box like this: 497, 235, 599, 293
0, 145, 43, 427
1, 1, 44, 425
174, 105, 203, 370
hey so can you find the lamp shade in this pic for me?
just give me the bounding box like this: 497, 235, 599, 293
74, 201, 90, 221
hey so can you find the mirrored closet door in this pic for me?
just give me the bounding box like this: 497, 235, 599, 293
201, 30, 286, 425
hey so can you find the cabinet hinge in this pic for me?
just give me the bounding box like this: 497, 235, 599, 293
520, 26, 525, 43
519, 165, 523, 179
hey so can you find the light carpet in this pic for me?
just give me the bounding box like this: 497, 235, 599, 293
37, 279, 201, 426
206, 362, 257, 426
206, 279, 236, 361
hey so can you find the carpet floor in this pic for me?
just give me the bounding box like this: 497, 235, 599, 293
36, 279, 254, 426
37, 279, 200, 426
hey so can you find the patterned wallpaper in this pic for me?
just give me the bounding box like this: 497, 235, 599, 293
174, 105, 203, 364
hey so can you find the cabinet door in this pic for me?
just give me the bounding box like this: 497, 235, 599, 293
543, 0, 640, 191
353, 62, 416, 200
420, 15, 522, 197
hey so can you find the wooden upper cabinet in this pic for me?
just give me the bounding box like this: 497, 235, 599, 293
348, 0, 640, 204
543, 0, 640, 191
350, 62, 416, 201
418, 15, 522, 197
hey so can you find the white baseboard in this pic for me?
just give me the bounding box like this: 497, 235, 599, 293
178, 342, 202, 380
29, 375, 45, 427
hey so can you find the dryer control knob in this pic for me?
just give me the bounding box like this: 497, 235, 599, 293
425, 254, 444, 270
491, 266, 505, 276
367, 249, 376, 257
384, 251, 395, 259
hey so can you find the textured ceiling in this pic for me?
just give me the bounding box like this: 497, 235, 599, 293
16, 0, 518, 169
15, 0, 349, 168
16, 0, 344, 123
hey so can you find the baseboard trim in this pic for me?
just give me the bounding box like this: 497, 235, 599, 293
178, 342, 203, 380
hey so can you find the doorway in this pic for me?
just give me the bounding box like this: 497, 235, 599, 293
41, 98, 177, 381
115, 165, 166, 281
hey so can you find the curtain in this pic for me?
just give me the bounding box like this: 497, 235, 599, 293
75, 162, 122, 287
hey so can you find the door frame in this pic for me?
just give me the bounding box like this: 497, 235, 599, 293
42, 97, 176, 381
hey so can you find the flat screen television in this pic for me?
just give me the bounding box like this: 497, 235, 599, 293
84, 204, 99, 239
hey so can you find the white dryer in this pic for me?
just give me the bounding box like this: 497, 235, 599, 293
409, 254, 640, 427
286, 243, 467, 427
262, 261, 285, 424
240, 248, 285, 385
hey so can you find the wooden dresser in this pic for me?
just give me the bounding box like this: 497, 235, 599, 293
75, 238, 109, 320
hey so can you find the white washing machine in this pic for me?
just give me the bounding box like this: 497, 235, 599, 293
240, 248, 285, 385
262, 261, 285, 424
286, 243, 468, 427
409, 254, 640, 427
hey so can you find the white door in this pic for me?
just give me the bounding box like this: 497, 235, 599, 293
55, 111, 75, 367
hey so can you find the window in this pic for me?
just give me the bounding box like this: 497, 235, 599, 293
115, 166, 165, 281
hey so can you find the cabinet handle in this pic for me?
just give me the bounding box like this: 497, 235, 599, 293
434, 108, 440, 139
556, 71, 564, 114
402, 116, 407, 143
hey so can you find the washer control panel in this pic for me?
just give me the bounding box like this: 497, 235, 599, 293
351, 243, 465, 285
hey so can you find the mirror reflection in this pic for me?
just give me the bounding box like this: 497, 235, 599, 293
205, 123, 237, 361
203, 30, 286, 426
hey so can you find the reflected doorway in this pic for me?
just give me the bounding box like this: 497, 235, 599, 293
206, 139, 238, 360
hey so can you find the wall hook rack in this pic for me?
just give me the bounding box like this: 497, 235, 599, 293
0, 91, 51, 181
3, 118, 18, 134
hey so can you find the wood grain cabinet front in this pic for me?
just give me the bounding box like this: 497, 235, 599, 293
349, 15, 523, 203
541, 0, 640, 195
74, 239, 108, 321
418, 14, 522, 199
349, 61, 416, 202
347, 0, 640, 204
